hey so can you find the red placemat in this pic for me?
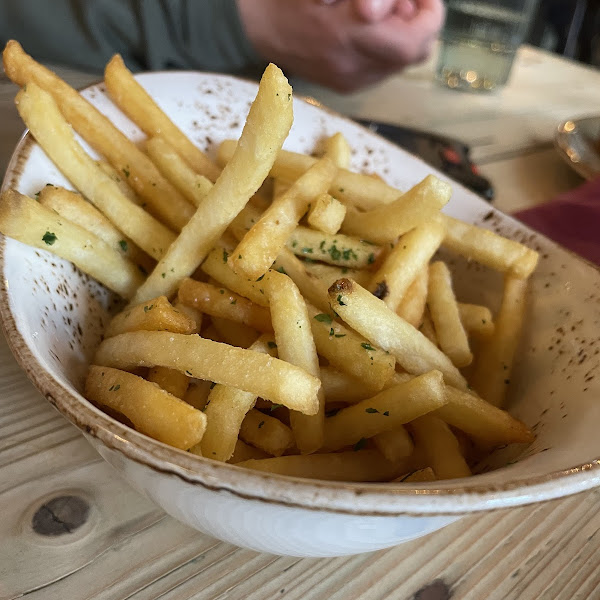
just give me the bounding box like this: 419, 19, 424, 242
514, 177, 600, 266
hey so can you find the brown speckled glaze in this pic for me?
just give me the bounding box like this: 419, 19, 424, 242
0, 72, 599, 519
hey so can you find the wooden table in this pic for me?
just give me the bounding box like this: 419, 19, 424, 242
1, 45, 599, 600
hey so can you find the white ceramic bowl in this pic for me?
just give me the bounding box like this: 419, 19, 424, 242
2, 72, 600, 557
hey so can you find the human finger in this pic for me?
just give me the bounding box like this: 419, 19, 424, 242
352, 0, 400, 22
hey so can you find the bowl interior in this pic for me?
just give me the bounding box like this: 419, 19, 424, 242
2, 72, 600, 511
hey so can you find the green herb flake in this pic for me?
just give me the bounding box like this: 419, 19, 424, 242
222, 249, 229, 264
365, 407, 379, 414
122, 167, 130, 178
219, 289, 225, 294
314, 313, 332, 324
367, 253, 375, 265
118, 240, 128, 252
270, 403, 284, 412
230, 299, 237, 305
258, 420, 265, 429
302, 247, 313, 254
42, 231, 57, 245
383, 411, 390, 416
334, 333, 346, 338
328, 244, 341, 261
143, 304, 154, 312
277, 266, 287, 275
161, 272, 166, 278
108, 384, 121, 392
337, 294, 346, 306
353, 437, 367, 451
267, 341, 277, 349
329, 328, 335, 336
361, 343, 375, 351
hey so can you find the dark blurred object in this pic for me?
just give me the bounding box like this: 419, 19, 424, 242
528, 0, 600, 66
355, 119, 494, 201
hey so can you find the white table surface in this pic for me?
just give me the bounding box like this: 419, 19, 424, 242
1, 45, 599, 600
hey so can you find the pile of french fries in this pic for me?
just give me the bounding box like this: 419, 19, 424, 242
0, 41, 538, 483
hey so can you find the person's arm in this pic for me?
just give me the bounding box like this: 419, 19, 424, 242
0, 0, 263, 74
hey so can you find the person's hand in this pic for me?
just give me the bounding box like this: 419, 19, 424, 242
236, 0, 444, 92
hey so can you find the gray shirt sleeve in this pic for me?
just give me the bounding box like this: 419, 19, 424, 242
0, 0, 265, 75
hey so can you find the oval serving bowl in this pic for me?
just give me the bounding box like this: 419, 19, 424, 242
1, 72, 600, 557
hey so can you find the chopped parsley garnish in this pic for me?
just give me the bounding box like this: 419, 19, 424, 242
302, 247, 313, 254
42, 231, 57, 245
383, 411, 390, 416
118, 240, 128, 252
258, 420, 265, 429
143, 304, 154, 312
219, 289, 225, 294
108, 384, 121, 391
334, 333, 346, 338
270, 403, 284, 412
222, 249, 229, 264
328, 244, 341, 261
361, 343, 375, 351
365, 407, 379, 414
277, 266, 287, 275
337, 294, 346, 306
314, 313, 332, 324
161, 272, 166, 278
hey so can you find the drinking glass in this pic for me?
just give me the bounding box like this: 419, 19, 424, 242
436, 0, 539, 91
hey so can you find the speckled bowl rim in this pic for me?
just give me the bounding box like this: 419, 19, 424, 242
1, 71, 600, 518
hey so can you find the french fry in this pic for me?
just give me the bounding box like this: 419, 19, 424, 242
228, 439, 270, 463
95, 331, 320, 413
183, 380, 213, 411
307, 193, 346, 235
37, 184, 153, 273
130, 63, 294, 304
147, 367, 189, 398
14, 83, 176, 261
266, 270, 324, 454
85, 366, 206, 450
373, 425, 415, 463
323, 371, 446, 451
3, 41, 196, 232
341, 175, 451, 243
302, 261, 372, 289
394, 467, 436, 483
420, 309, 438, 346
218, 140, 402, 210
105, 54, 221, 182
458, 303, 495, 338
272, 250, 331, 313
440, 214, 539, 279
307, 303, 396, 393
230, 157, 337, 280
240, 408, 294, 457
410, 414, 471, 480
200, 334, 277, 461
427, 261, 473, 368
201, 247, 270, 307
0, 189, 144, 299
96, 160, 140, 203
105, 296, 197, 338
287, 226, 380, 269
177, 278, 272, 332
237, 449, 414, 482
329, 279, 467, 389
368, 221, 445, 311
211, 316, 260, 348
470, 276, 528, 408
146, 136, 213, 207
439, 386, 534, 445
323, 132, 351, 169
173, 301, 203, 333
397, 266, 429, 328
320, 366, 380, 404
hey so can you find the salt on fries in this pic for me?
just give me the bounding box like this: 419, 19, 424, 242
0, 40, 538, 483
